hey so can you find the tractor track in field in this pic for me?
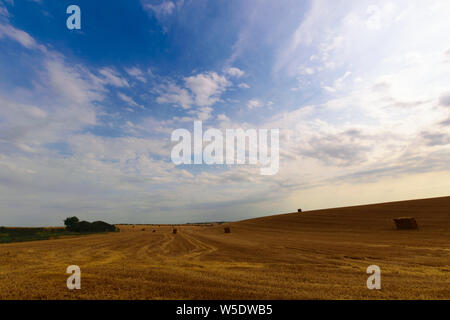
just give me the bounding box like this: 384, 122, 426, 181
177, 230, 218, 261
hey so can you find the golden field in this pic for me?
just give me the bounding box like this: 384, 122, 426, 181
0, 196, 449, 300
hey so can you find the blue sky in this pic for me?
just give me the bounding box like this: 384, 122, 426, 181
0, 0, 449, 226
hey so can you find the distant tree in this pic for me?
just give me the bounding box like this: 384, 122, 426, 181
73, 221, 92, 232
64, 216, 79, 231
91, 221, 116, 232
63, 217, 116, 233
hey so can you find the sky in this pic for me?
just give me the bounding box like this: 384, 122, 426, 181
0, 0, 449, 226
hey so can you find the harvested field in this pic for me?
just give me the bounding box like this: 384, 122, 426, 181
0, 196, 449, 299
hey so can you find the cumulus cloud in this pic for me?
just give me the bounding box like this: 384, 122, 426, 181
156, 82, 193, 109
217, 114, 230, 121
184, 72, 230, 107
0, 22, 238, 224
226, 67, 244, 78
156, 71, 230, 109
247, 99, 262, 109
188, 106, 213, 121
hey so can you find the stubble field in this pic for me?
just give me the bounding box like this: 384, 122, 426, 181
0, 196, 449, 299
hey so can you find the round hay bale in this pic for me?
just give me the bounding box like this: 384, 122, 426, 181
224, 227, 231, 233
393, 217, 418, 230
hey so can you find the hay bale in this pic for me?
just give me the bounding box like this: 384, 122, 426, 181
297, 208, 302, 213
152, 230, 156, 233
224, 227, 231, 233
142, 228, 145, 231
173, 228, 177, 234
393, 217, 418, 230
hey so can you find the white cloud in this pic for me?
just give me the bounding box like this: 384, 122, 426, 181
226, 67, 245, 78
118, 92, 145, 110
322, 71, 352, 93
188, 106, 213, 121
0, 2, 9, 18
156, 71, 230, 109
0, 57, 103, 151
238, 83, 250, 89
365, 3, 399, 31
301, 67, 315, 75
184, 72, 230, 107
98, 67, 130, 88
217, 114, 230, 122
0, 22, 106, 152
1, 2, 450, 226
46, 59, 104, 106
260, 0, 450, 194
247, 99, 262, 109
0, 23, 45, 51
143, 0, 175, 16
0, 9, 278, 225
276, 0, 450, 81
156, 82, 193, 109
125, 66, 147, 83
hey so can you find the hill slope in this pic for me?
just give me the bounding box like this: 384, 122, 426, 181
0, 196, 449, 299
